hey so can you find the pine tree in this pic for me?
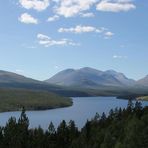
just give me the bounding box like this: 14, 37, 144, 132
17, 107, 29, 148
68, 120, 79, 143
48, 122, 56, 135
57, 120, 69, 148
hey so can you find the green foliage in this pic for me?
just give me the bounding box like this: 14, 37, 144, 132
0, 88, 72, 112
48, 122, 56, 135
0, 101, 148, 148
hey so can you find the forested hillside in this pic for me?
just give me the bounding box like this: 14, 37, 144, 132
0, 89, 72, 112
0, 101, 148, 148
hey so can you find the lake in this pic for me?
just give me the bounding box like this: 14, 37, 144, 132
0, 97, 148, 129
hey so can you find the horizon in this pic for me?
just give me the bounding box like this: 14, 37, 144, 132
0, 0, 148, 81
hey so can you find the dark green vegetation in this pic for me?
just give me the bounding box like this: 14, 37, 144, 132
0, 89, 72, 112
0, 101, 148, 148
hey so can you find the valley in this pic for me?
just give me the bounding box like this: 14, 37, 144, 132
0, 67, 147, 112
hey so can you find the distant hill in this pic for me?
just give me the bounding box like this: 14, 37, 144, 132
45, 67, 135, 88
0, 70, 62, 91
0, 70, 39, 84
137, 75, 148, 86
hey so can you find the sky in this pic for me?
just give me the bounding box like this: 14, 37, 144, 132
0, 0, 148, 80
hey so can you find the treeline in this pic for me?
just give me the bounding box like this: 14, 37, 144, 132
0, 101, 148, 148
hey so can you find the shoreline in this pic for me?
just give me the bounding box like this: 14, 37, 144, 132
0, 103, 73, 113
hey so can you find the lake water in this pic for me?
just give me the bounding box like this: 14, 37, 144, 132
0, 97, 148, 129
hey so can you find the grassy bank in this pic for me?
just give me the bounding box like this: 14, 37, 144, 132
0, 88, 72, 112
137, 96, 148, 101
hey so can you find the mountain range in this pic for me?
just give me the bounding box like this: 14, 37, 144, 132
0, 67, 148, 97
45, 67, 136, 88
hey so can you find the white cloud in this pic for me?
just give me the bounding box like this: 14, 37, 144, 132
80, 12, 95, 17
96, 0, 136, 12
47, 15, 59, 22
18, 13, 38, 24
113, 55, 127, 59
37, 33, 79, 47
37, 34, 50, 40
104, 31, 114, 39
58, 25, 104, 34
105, 31, 114, 36
54, 0, 97, 17
19, 0, 50, 11
58, 25, 114, 39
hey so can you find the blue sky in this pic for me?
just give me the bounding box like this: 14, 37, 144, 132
0, 0, 147, 80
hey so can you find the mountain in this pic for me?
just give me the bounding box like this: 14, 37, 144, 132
0, 70, 91, 97
0, 70, 40, 84
45, 67, 135, 88
137, 75, 148, 86
0, 70, 63, 92
0, 69, 147, 98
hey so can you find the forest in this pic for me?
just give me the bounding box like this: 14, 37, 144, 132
0, 101, 148, 148
0, 88, 72, 112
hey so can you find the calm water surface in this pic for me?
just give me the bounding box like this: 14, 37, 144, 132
0, 97, 148, 129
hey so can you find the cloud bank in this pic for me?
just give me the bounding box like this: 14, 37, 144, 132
37, 34, 79, 47
19, 0, 50, 11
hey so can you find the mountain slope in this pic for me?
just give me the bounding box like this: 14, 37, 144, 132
0, 70, 92, 97
0, 70, 63, 90
137, 75, 148, 86
45, 67, 135, 88
0, 70, 41, 84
